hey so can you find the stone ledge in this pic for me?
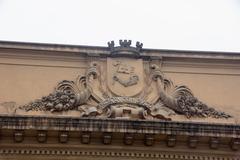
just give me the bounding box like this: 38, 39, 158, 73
0, 115, 239, 138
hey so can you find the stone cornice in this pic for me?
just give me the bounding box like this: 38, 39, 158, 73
1, 40, 240, 60
0, 115, 239, 138
0, 115, 239, 158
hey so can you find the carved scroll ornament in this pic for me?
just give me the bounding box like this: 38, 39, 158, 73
17, 40, 231, 120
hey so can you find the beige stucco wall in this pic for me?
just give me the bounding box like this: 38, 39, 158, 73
0, 58, 86, 105
0, 47, 239, 123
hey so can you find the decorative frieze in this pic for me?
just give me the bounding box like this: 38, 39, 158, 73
1, 148, 239, 160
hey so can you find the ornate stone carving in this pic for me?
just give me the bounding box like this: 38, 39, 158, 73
107, 58, 144, 97
148, 64, 231, 119
177, 95, 231, 118
16, 40, 231, 120
108, 39, 143, 57
112, 61, 139, 87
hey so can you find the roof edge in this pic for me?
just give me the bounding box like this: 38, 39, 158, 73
0, 40, 240, 57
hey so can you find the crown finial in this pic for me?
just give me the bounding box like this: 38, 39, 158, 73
136, 41, 143, 51
107, 40, 143, 57
119, 40, 132, 47
107, 41, 115, 51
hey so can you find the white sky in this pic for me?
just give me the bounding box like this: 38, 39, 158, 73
0, 0, 240, 52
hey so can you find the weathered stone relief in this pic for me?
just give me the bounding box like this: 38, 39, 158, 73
112, 61, 139, 87
4, 40, 232, 120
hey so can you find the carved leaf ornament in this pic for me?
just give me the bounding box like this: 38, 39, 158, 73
19, 40, 232, 120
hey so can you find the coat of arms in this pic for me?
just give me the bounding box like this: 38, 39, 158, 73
107, 58, 144, 97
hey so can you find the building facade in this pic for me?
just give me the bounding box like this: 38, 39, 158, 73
0, 40, 239, 160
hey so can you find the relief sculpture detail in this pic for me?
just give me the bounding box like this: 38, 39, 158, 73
112, 61, 139, 87
15, 40, 231, 120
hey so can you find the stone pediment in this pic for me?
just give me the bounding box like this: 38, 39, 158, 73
11, 40, 232, 120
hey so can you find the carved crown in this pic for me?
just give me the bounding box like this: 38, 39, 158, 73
107, 40, 143, 57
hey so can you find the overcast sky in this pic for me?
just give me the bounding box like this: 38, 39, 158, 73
0, 0, 240, 52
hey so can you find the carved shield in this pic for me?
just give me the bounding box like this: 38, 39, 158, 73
107, 58, 144, 97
